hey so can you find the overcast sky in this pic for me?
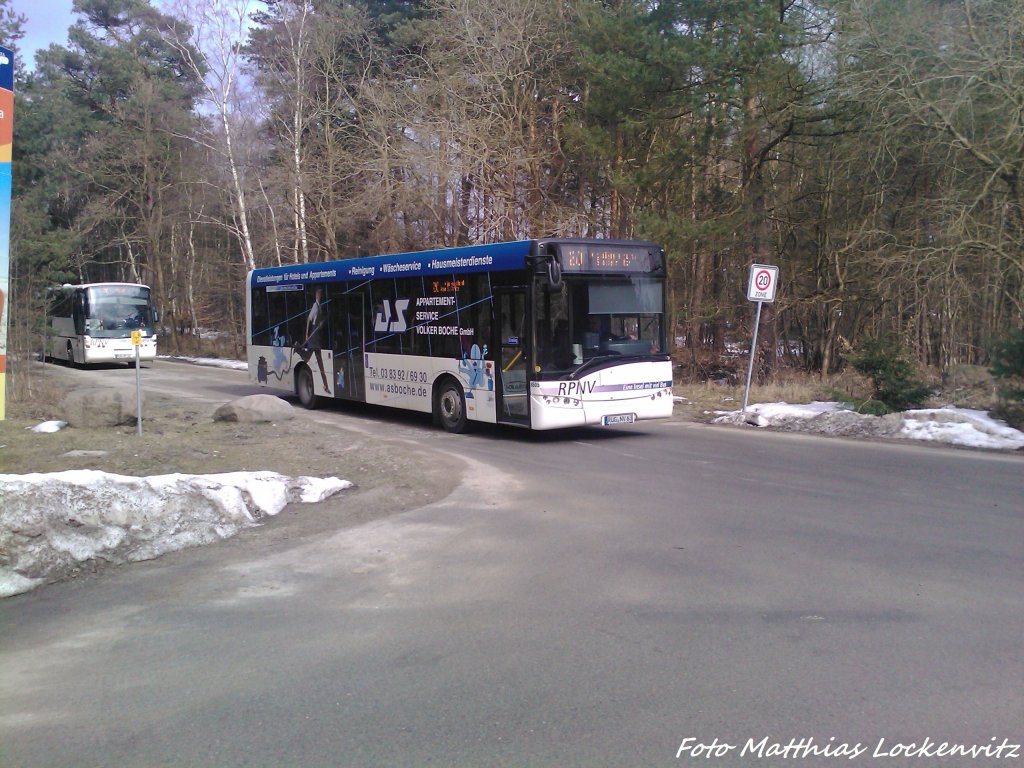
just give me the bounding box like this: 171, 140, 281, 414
14, 0, 74, 68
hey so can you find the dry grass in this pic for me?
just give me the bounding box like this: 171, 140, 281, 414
672, 362, 999, 422
4, 358, 67, 421
2, 333, 244, 421
672, 367, 875, 422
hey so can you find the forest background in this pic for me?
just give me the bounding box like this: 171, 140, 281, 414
2, 0, 1023, 396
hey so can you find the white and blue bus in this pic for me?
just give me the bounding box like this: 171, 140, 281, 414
246, 238, 674, 432
47, 282, 158, 366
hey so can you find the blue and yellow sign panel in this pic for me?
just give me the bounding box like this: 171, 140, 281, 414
0, 45, 11, 419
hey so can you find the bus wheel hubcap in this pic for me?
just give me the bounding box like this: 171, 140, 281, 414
441, 391, 461, 421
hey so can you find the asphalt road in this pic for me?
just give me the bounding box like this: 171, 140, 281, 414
1, 361, 1022, 767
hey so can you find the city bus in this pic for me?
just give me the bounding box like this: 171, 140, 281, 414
46, 282, 158, 365
246, 238, 674, 432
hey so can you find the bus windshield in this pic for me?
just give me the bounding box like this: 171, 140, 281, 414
84, 285, 155, 338
534, 274, 665, 378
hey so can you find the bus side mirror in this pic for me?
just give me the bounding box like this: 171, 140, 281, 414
547, 258, 562, 290
534, 256, 562, 291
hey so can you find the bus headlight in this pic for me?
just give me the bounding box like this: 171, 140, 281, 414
541, 395, 581, 408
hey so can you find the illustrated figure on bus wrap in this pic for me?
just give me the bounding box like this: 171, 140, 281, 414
458, 326, 492, 402
294, 287, 331, 394
257, 325, 292, 383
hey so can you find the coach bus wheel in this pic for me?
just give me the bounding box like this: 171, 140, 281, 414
296, 366, 319, 410
436, 379, 467, 433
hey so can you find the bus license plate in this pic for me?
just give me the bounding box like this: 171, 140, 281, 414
603, 413, 635, 425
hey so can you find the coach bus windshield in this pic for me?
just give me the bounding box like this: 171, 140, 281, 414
83, 285, 156, 338
534, 273, 665, 378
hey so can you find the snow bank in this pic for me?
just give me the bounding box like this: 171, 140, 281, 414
900, 407, 1024, 450
714, 402, 1024, 450
159, 354, 247, 370
0, 470, 352, 598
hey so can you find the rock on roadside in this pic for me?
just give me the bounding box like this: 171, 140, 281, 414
213, 394, 295, 423
61, 386, 140, 428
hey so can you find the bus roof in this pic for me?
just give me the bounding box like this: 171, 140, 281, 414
50, 282, 152, 291
249, 240, 536, 288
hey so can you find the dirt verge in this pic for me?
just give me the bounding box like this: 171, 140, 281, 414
1, 362, 464, 556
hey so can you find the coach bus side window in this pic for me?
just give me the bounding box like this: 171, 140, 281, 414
251, 288, 270, 345
404, 277, 430, 357
282, 291, 305, 347
73, 290, 87, 335
456, 274, 490, 359
288, 292, 306, 347
412, 276, 458, 359
49, 290, 70, 324
265, 290, 286, 346
304, 284, 330, 349
370, 280, 399, 354
400, 280, 418, 355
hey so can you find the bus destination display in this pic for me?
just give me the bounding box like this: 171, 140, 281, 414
92, 284, 150, 298
558, 244, 659, 273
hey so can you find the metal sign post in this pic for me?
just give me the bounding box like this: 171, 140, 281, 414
742, 264, 779, 414
132, 329, 143, 435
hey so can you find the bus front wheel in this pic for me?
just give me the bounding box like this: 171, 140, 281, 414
435, 379, 467, 433
296, 366, 319, 410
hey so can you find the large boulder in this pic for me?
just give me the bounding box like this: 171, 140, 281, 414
213, 394, 294, 423
61, 386, 141, 428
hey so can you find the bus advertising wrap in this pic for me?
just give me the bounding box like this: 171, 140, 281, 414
247, 238, 673, 432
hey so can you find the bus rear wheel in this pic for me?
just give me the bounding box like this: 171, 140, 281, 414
296, 366, 319, 410
436, 379, 467, 433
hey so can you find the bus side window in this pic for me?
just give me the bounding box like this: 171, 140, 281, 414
73, 291, 87, 335
286, 293, 305, 347
251, 288, 271, 345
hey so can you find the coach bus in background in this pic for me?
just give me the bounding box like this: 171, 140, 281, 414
47, 282, 158, 366
246, 238, 674, 432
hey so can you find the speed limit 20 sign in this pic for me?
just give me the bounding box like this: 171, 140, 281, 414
747, 264, 779, 303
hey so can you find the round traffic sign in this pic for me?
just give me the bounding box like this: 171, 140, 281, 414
747, 264, 779, 302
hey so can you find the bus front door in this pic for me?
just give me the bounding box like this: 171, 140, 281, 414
494, 288, 530, 426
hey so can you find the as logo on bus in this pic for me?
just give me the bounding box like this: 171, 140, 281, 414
375, 299, 409, 333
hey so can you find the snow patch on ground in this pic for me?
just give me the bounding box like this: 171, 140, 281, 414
712, 402, 1024, 450
0, 470, 352, 598
29, 420, 67, 433
899, 407, 1024, 450
160, 354, 248, 370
